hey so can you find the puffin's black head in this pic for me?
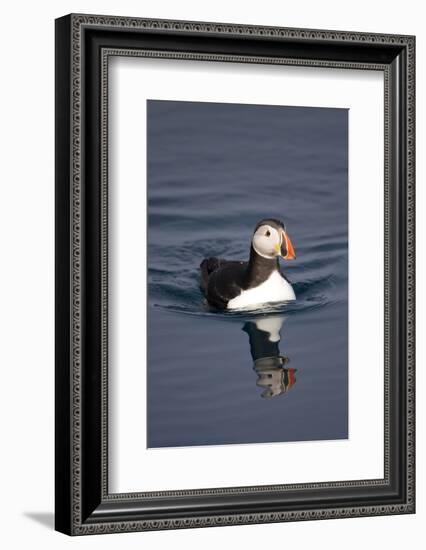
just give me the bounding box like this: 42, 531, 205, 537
252, 218, 296, 260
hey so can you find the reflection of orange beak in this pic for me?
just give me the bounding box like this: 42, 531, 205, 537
281, 230, 296, 260
285, 368, 297, 391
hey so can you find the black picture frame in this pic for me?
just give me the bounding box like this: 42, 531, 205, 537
55, 13, 415, 535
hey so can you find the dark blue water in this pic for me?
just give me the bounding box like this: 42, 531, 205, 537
147, 100, 348, 448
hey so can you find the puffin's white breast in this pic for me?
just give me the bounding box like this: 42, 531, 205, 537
227, 271, 296, 310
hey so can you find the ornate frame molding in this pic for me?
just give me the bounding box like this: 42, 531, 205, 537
55, 14, 415, 535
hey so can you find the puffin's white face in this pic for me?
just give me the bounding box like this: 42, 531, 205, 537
252, 223, 296, 260
252, 224, 282, 259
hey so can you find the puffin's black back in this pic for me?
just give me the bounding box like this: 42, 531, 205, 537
200, 257, 248, 309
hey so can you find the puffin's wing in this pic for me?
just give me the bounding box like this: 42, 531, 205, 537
200, 257, 234, 293
202, 260, 247, 308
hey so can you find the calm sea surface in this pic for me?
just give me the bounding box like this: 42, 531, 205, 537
147, 100, 348, 448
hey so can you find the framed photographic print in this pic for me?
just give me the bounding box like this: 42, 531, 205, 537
55, 14, 415, 535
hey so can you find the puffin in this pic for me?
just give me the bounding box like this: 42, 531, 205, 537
200, 219, 296, 310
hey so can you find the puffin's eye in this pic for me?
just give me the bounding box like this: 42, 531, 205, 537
265, 230, 271, 237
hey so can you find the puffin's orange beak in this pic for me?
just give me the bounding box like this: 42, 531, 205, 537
281, 230, 296, 260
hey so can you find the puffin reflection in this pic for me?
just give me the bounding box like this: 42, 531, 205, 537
242, 317, 297, 398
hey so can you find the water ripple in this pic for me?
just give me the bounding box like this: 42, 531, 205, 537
148, 232, 347, 322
